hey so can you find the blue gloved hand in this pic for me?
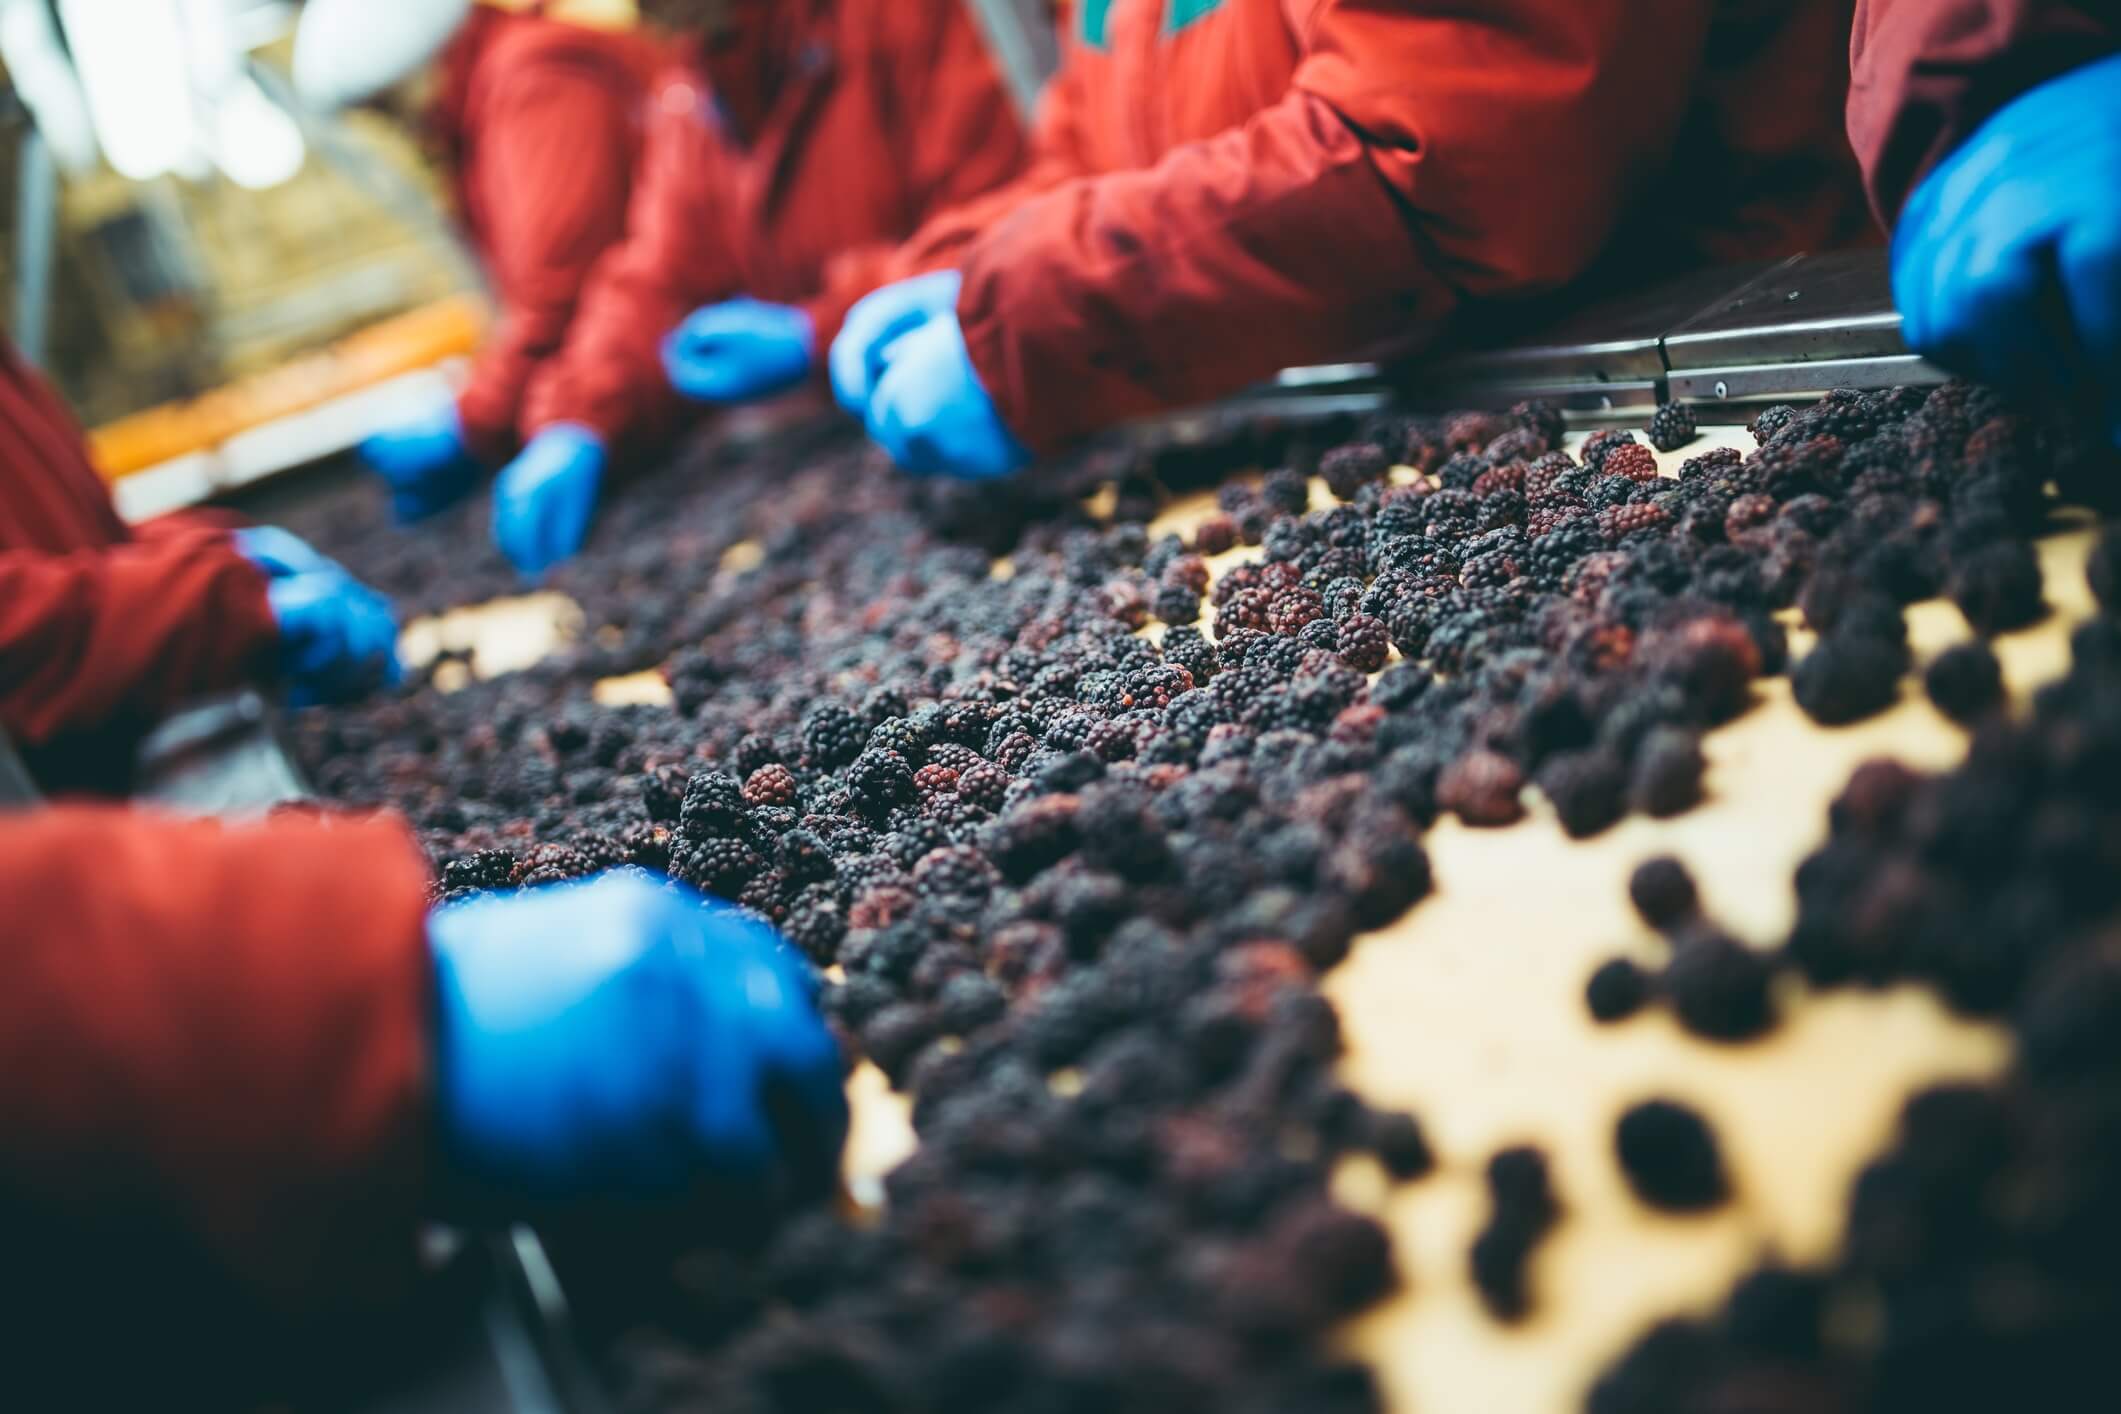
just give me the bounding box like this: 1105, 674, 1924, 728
829, 269, 966, 415
427, 872, 848, 1207
864, 308, 1033, 480
234, 525, 345, 581
1893, 51, 2121, 447
262, 568, 401, 707
662, 298, 816, 404
492, 424, 606, 578
358, 402, 480, 524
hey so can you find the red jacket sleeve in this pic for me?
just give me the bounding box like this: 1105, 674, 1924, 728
520, 74, 735, 456
799, 2, 1043, 346
1848, 0, 2121, 226
0, 526, 279, 748
956, 1, 1721, 453
453, 50, 644, 462
0, 806, 434, 1307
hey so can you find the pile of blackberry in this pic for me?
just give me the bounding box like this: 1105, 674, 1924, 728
1590, 534, 2121, 1413
284, 385, 2111, 1412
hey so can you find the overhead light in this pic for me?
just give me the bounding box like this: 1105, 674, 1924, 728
56, 0, 197, 182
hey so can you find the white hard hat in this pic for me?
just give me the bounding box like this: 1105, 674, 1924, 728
293, 0, 475, 110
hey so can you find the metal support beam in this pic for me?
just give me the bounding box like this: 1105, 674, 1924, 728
12, 124, 57, 367
965, 0, 1058, 122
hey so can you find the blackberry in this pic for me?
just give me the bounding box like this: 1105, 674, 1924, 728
1925, 640, 2005, 726
1336, 615, 1390, 673
913, 763, 959, 795
1539, 749, 1627, 838
803, 704, 867, 766
1319, 443, 1390, 499
1587, 957, 1652, 1023
1749, 403, 1797, 444
1218, 587, 1276, 638
866, 716, 929, 764
776, 828, 836, 884
440, 849, 515, 893
1723, 493, 1776, 541
1194, 514, 1239, 555
1645, 403, 1698, 453
784, 892, 848, 964
1580, 429, 1637, 472
1663, 927, 1774, 1042
1603, 441, 1661, 485
1791, 633, 1903, 726
1365, 1110, 1435, 1181
1297, 618, 1341, 654
1262, 468, 1311, 515
1512, 398, 1565, 449
1614, 1099, 1728, 1212
1438, 749, 1526, 827
911, 845, 998, 901
1470, 1145, 1560, 1322
1629, 726, 1705, 817
1950, 539, 2045, 634
678, 836, 764, 896
846, 748, 916, 818
679, 770, 747, 839
742, 764, 798, 807
1628, 855, 1699, 931
1598, 503, 1671, 542
1269, 588, 1326, 636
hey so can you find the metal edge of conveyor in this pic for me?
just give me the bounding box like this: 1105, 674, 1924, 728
1169, 250, 1949, 430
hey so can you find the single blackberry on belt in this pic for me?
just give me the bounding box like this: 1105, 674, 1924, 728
1614, 1098, 1728, 1211
1586, 956, 1652, 1023
1646, 402, 1698, 453
679, 770, 747, 839
742, 763, 798, 807
1336, 614, 1390, 673
802, 703, 866, 766
1925, 640, 2005, 726
1319, 442, 1390, 499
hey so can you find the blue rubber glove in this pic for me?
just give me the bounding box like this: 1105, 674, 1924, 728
427, 872, 848, 1206
829, 269, 966, 415
492, 424, 606, 578
864, 308, 1033, 480
262, 569, 401, 707
662, 298, 815, 404
358, 402, 479, 523
1893, 51, 2121, 447
234, 525, 345, 581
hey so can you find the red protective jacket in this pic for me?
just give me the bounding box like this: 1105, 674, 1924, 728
521, 0, 1028, 456
1848, 0, 2121, 224
897, 0, 1872, 454
432, 8, 664, 462
0, 346, 277, 790
0, 806, 433, 1394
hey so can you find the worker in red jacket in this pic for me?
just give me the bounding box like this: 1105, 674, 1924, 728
493, 0, 1028, 576
2, 808, 844, 1401
0, 346, 398, 794
1849, 1, 2121, 447
294, 1, 664, 519
831, 0, 1874, 480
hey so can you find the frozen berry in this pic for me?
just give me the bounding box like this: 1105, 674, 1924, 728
1924, 640, 2005, 726
1587, 957, 1653, 1023
1646, 403, 1698, 453
1628, 856, 1699, 931
1615, 1098, 1729, 1211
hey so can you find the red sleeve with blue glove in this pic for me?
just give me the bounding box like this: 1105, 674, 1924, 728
0, 346, 279, 753
1850, 1, 2121, 446
439, 12, 662, 464
0, 809, 846, 1371
519, 0, 1029, 456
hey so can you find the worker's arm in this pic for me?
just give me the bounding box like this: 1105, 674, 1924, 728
0, 807, 436, 1307
519, 70, 732, 457
0, 530, 278, 746
454, 50, 644, 463
796, 0, 1037, 349
1848, 0, 2121, 225
0, 813, 848, 1310
951, 0, 1714, 453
